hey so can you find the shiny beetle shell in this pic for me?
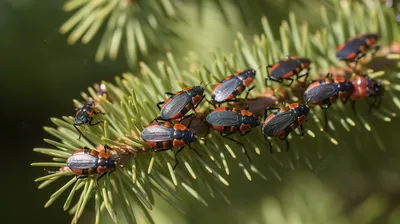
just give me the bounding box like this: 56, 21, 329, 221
336, 33, 379, 61
270, 57, 311, 79
206, 107, 260, 134
141, 122, 198, 150
262, 104, 309, 137
67, 148, 116, 176
160, 86, 204, 120
211, 69, 256, 103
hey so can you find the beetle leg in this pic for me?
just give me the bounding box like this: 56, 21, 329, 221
265, 65, 282, 86
93, 110, 105, 115
346, 61, 353, 69
89, 117, 104, 126
173, 146, 185, 170
285, 139, 290, 152
264, 107, 280, 121
324, 110, 329, 130
165, 92, 175, 96
282, 78, 293, 86
351, 101, 357, 115
298, 125, 305, 136
84, 146, 90, 150
352, 53, 366, 70
296, 70, 309, 84
367, 96, 378, 115
188, 144, 201, 158
193, 94, 206, 110
264, 135, 273, 153
244, 85, 255, 100
184, 114, 196, 128
108, 167, 116, 176
206, 98, 217, 109
104, 144, 113, 152
74, 124, 83, 140
156, 101, 165, 111
94, 172, 108, 193
369, 45, 380, 57
375, 96, 382, 108
319, 103, 331, 130
151, 116, 165, 123
221, 133, 251, 163
265, 76, 283, 86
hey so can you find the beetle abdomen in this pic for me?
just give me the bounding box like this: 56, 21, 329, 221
67, 152, 98, 170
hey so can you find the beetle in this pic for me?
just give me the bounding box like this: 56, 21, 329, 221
74, 101, 105, 140
155, 85, 205, 122
205, 107, 260, 162
141, 121, 200, 169
262, 103, 310, 152
266, 56, 311, 87
348, 74, 384, 114
304, 72, 354, 129
336, 33, 380, 67
210, 69, 256, 106
67, 144, 116, 191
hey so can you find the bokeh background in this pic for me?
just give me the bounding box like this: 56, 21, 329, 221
3, 0, 400, 223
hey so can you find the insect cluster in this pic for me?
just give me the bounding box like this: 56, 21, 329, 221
67, 33, 383, 190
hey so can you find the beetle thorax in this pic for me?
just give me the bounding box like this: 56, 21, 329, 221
241, 115, 260, 127
75, 112, 90, 125
175, 130, 196, 143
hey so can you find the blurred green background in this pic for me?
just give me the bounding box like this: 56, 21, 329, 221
4, 0, 400, 223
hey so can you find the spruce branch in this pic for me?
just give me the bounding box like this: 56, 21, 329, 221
60, 0, 179, 69
33, 0, 400, 223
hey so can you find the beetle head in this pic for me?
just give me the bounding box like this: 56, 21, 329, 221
368, 79, 384, 97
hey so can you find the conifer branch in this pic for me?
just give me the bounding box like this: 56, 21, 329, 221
33, 0, 400, 223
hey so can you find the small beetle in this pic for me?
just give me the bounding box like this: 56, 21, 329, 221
74, 102, 105, 140
304, 72, 354, 128
349, 74, 384, 114
67, 145, 116, 190
262, 103, 310, 152
336, 33, 380, 67
155, 85, 205, 122
266, 56, 311, 87
211, 69, 256, 106
141, 121, 200, 169
206, 107, 260, 162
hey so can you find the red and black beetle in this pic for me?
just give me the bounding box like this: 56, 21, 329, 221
304, 72, 354, 128
74, 102, 105, 140
141, 121, 200, 169
67, 145, 116, 190
348, 74, 384, 114
206, 107, 260, 161
336, 33, 380, 67
266, 56, 311, 87
211, 69, 256, 106
155, 85, 205, 122
262, 103, 310, 152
